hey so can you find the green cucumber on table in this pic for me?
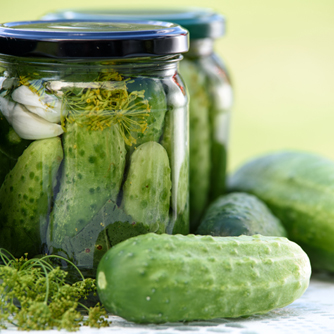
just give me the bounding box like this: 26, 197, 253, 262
97, 233, 311, 324
229, 150, 334, 272
196, 192, 287, 237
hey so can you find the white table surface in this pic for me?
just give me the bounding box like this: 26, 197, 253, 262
2, 273, 334, 334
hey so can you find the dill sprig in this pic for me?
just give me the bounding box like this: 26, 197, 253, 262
0, 249, 110, 331
62, 69, 151, 146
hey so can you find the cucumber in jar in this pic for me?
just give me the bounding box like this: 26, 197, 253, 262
0, 137, 63, 258
122, 141, 171, 233
48, 122, 127, 248
180, 59, 211, 231
48, 72, 170, 260
161, 75, 189, 234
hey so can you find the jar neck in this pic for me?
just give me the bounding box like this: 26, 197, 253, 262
185, 39, 214, 58
0, 54, 182, 78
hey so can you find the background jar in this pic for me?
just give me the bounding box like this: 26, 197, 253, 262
0, 20, 189, 277
41, 8, 233, 232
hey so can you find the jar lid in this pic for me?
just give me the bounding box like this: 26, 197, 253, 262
0, 20, 189, 58
41, 8, 225, 40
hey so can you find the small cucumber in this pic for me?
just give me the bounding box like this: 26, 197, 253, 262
49, 122, 126, 247
122, 141, 171, 233
97, 233, 311, 323
229, 151, 334, 272
0, 138, 63, 257
196, 192, 287, 237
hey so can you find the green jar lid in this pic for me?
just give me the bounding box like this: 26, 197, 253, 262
41, 8, 226, 40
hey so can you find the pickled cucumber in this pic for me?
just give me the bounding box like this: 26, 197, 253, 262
53, 198, 150, 274
48, 122, 126, 248
161, 83, 189, 234
122, 141, 171, 233
180, 59, 211, 231
0, 138, 63, 257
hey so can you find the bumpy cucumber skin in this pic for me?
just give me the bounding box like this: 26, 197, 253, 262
228, 151, 334, 272
196, 192, 287, 237
0, 138, 63, 257
49, 122, 126, 246
97, 233, 311, 324
0, 111, 31, 159
122, 141, 171, 233
180, 60, 211, 232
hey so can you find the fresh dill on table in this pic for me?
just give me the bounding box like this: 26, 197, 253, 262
0, 249, 110, 331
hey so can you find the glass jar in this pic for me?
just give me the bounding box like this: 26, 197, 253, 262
0, 20, 189, 277
41, 8, 233, 232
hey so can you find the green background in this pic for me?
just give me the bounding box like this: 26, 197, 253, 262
1, 0, 333, 171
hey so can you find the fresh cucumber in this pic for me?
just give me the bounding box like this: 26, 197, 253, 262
97, 233, 311, 323
0, 138, 63, 257
196, 192, 287, 237
229, 151, 334, 272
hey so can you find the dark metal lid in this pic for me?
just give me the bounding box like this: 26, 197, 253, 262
41, 8, 226, 40
0, 20, 189, 58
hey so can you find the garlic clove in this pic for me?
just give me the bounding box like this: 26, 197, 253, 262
12, 85, 63, 123
24, 104, 62, 123
11, 104, 64, 140
0, 77, 5, 89
0, 76, 16, 90
0, 96, 16, 122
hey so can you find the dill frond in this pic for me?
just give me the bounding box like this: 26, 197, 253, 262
0, 249, 110, 331
63, 70, 151, 146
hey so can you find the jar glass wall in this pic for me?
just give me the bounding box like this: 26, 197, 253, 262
0, 21, 189, 277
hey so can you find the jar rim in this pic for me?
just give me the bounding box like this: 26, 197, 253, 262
0, 20, 189, 59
